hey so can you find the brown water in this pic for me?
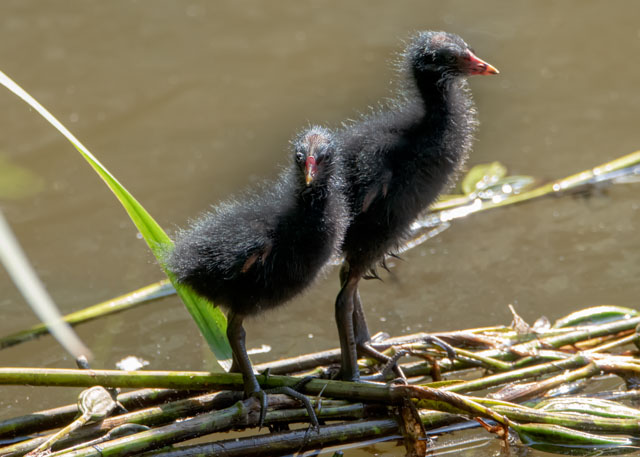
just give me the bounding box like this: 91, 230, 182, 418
1, 1, 639, 455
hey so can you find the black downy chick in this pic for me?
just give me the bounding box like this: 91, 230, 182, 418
168, 126, 348, 422
336, 31, 499, 381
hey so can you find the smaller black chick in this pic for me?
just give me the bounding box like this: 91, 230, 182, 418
167, 126, 347, 424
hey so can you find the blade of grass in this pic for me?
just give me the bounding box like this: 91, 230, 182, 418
0, 210, 91, 360
0, 70, 232, 369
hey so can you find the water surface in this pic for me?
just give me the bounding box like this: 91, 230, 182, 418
1, 2, 639, 455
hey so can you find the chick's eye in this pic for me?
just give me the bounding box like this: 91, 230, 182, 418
315, 151, 326, 164
295, 151, 305, 163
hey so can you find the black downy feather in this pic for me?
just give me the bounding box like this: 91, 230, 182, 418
339, 31, 484, 274
334, 31, 498, 381
168, 126, 348, 317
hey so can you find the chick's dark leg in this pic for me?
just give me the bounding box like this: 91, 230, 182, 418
227, 310, 319, 430
340, 262, 370, 345
340, 263, 405, 380
227, 311, 261, 396
336, 271, 361, 382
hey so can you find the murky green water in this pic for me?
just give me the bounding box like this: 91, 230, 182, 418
1, 1, 639, 455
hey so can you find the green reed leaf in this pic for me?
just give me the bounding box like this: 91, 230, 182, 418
0, 70, 232, 370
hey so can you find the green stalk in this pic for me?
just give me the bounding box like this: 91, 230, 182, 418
47, 400, 256, 457
448, 347, 513, 371
430, 150, 640, 213
0, 368, 396, 404
0, 388, 190, 439
0, 280, 174, 350
407, 316, 640, 376
4, 396, 360, 457
63, 418, 403, 457
126, 411, 457, 457
442, 354, 590, 395
489, 362, 602, 403
554, 305, 640, 328
514, 423, 634, 452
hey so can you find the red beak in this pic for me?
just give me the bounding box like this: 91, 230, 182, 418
466, 50, 499, 75
305, 156, 317, 186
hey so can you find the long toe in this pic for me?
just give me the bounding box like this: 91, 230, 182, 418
422, 334, 457, 360
264, 383, 320, 431
248, 389, 269, 429
357, 341, 407, 381
377, 348, 408, 381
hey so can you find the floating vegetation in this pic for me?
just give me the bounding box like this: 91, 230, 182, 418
0, 306, 639, 456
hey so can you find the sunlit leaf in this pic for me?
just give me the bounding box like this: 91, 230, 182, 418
461, 161, 507, 196
476, 175, 536, 201
0, 70, 232, 370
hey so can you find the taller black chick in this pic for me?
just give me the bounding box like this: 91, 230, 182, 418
336, 31, 498, 381
168, 126, 347, 405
